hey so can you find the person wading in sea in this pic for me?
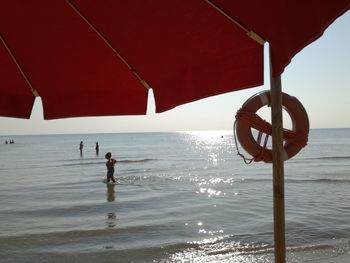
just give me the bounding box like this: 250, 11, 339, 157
95, 142, 99, 155
105, 152, 117, 183
79, 141, 83, 155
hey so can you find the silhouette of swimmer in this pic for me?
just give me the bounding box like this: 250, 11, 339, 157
95, 142, 99, 155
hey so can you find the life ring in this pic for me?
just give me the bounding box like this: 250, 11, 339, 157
235, 91, 309, 163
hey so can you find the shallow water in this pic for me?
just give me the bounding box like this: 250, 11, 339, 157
0, 129, 349, 262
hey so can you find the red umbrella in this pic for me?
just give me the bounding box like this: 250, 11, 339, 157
1, 1, 349, 262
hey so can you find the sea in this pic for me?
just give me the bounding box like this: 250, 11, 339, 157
0, 129, 349, 263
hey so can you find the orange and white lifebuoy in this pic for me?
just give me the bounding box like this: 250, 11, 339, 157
235, 91, 309, 163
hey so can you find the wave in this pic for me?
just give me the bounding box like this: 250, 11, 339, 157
286, 178, 350, 184
112, 175, 350, 186
1, 226, 348, 263
118, 158, 156, 163
1, 242, 345, 263
301, 156, 350, 161
61, 161, 102, 167
242, 178, 350, 184
59, 158, 156, 167
163, 235, 349, 262
0, 227, 339, 253
302, 178, 350, 183
63, 158, 103, 162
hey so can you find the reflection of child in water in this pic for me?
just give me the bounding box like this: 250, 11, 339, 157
105, 152, 117, 183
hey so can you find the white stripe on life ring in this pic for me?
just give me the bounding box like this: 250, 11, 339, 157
259, 92, 269, 106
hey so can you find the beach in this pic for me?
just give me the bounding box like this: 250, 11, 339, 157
0, 129, 349, 262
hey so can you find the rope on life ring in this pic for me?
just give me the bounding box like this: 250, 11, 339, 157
234, 90, 309, 163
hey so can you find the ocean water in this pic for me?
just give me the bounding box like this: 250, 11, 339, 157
0, 129, 349, 263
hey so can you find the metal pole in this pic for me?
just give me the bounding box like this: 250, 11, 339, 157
270, 59, 286, 262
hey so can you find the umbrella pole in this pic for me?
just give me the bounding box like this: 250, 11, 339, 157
270, 72, 286, 263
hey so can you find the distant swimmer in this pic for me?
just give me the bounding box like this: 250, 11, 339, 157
105, 152, 117, 184
79, 141, 83, 154
95, 142, 99, 155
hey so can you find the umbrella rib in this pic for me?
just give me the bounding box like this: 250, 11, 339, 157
65, 0, 151, 90
205, 0, 265, 45
0, 34, 39, 97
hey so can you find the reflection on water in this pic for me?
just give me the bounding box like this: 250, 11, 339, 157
106, 184, 117, 228
106, 183, 116, 202
0, 130, 349, 262
169, 240, 274, 263
106, 212, 117, 228
182, 130, 231, 167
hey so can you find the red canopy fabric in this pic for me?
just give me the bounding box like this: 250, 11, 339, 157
214, 0, 350, 76
0, 0, 349, 119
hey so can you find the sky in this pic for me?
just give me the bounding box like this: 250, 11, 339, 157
1, 11, 349, 135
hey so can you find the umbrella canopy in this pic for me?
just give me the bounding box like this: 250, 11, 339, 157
1, 0, 348, 120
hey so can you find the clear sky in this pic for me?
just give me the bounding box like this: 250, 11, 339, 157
1, 11, 349, 135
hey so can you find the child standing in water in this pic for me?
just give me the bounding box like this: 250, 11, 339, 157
105, 152, 117, 183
